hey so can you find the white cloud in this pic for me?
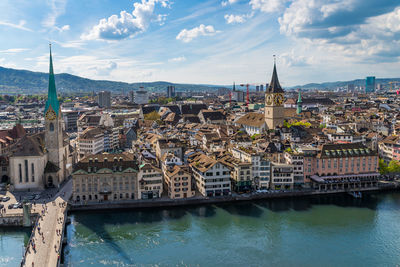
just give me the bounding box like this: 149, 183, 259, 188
168, 56, 186, 62
81, 0, 169, 41
0, 20, 33, 32
176, 24, 218, 43
92, 61, 118, 76
221, 0, 239, 7
250, 0, 288, 13
224, 13, 253, 24
0, 48, 30, 53
278, 1, 400, 62
281, 50, 313, 67
42, 0, 68, 30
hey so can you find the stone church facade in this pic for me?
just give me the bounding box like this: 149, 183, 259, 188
9, 46, 73, 190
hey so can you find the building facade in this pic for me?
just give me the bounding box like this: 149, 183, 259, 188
72, 154, 138, 202
265, 62, 285, 129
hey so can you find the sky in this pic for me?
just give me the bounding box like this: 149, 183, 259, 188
0, 0, 399, 87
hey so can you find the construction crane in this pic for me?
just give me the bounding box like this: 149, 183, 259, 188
239, 83, 265, 107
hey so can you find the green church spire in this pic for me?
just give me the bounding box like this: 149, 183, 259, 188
296, 90, 302, 114
44, 44, 60, 116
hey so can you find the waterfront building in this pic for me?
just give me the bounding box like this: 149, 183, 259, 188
137, 162, 163, 199
284, 151, 304, 188
9, 47, 72, 190
270, 163, 294, 190
308, 143, 380, 191
98, 91, 111, 108
265, 62, 285, 129
219, 154, 252, 192
72, 153, 138, 202
164, 165, 194, 199
189, 153, 231, 197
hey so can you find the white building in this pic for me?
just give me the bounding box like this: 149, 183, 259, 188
137, 162, 163, 199
78, 128, 104, 158
189, 153, 231, 197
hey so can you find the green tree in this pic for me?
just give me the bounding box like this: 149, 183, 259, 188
387, 160, 400, 173
379, 159, 388, 174
144, 111, 160, 121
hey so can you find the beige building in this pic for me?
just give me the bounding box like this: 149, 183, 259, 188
137, 162, 163, 199
72, 153, 138, 202
164, 165, 194, 199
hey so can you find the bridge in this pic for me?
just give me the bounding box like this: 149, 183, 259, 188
21, 180, 71, 267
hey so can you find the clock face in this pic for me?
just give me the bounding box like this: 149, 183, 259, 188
266, 94, 273, 105
274, 94, 284, 106
45, 109, 56, 121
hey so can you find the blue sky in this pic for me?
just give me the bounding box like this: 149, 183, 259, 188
0, 0, 399, 86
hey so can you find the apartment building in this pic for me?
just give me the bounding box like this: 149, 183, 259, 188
164, 165, 194, 199
137, 162, 163, 199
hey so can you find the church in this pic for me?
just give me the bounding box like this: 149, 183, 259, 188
9, 46, 73, 190
264, 61, 285, 129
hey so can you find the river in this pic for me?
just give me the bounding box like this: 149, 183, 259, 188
0, 228, 30, 267
64, 192, 400, 266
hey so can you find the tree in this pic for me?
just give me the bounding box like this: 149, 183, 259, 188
387, 160, 400, 173
144, 111, 160, 121
379, 159, 388, 174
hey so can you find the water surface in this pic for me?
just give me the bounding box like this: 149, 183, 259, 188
0, 228, 31, 267
65, 192, 400, 266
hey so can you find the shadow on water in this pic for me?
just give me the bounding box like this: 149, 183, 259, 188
253, 192, 382, 213
217, 202, 264, 218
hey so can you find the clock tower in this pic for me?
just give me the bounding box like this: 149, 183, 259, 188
264, 60, 285, 129
44, 45, 64, 183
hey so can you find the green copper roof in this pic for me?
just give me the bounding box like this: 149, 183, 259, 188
44, 45, 60, 116
297, 90, 302, 103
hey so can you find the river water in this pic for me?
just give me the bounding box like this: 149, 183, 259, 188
0, 228, 30, 267
63, 192, 400, 266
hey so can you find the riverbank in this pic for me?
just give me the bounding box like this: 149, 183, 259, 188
69, 184, 398, 212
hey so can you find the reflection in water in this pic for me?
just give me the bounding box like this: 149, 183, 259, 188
65, 192, 400, 267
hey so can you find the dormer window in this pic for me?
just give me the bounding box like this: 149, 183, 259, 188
104, 158, 108, 162
94, 158, 98, 163
89, 158, 93, 163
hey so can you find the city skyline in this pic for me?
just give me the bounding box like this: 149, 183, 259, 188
0, 0, 399, 86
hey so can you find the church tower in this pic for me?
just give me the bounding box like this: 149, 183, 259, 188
264, 60, 285, 129
296, 90, 302, 114
44, 45, 64, 185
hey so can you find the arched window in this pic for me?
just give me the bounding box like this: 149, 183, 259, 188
49, 122, 54, 132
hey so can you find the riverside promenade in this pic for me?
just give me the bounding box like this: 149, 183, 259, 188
21, 180, 71, 267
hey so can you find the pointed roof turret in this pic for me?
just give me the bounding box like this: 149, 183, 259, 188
266, 60, 284, 94
44, 44, 60, 116
297, 90, 302, 103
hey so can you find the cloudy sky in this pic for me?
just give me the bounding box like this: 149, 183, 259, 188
0, 0, 399, 86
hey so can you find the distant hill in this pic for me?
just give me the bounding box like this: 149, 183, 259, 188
292, 78, 400, 90
0, 66, 227, 95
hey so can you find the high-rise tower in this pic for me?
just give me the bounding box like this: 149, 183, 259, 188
264, 61, 285, 129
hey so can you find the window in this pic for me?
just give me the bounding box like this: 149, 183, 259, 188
31, 163, 35, 182
24, 160, 28, 183
49, 122, 54, 132
19, 164, 22, 183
